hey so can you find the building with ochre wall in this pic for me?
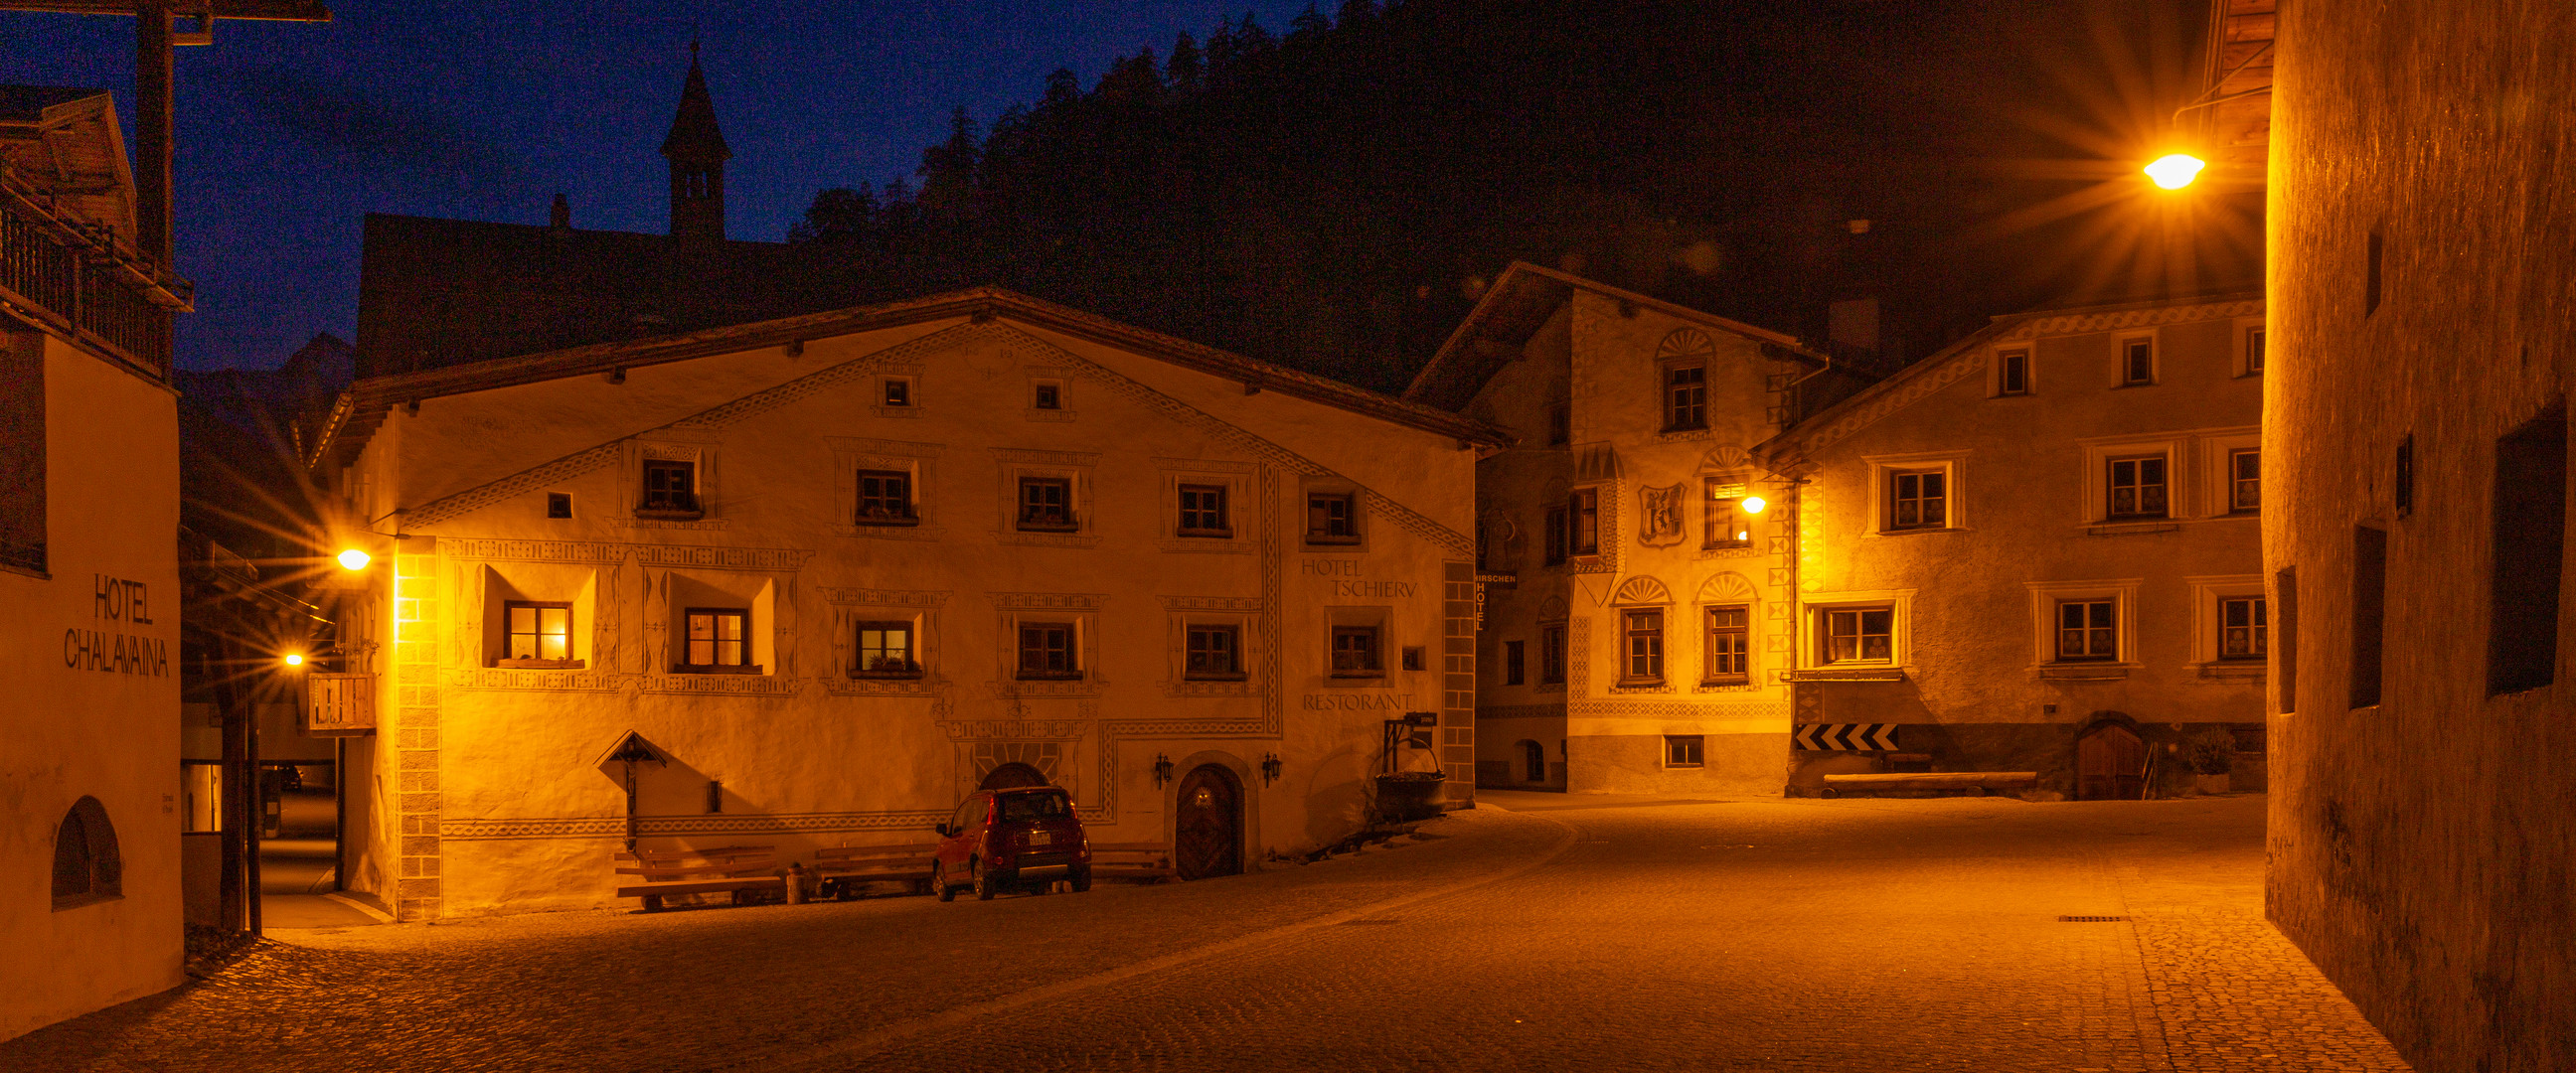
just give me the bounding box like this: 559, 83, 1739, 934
2267, 2, 2576, 1069
305, 288, 1499, 919
1756, 294, 2267, 797
0, 87, 186, 1040
1406, 263, 1869, 795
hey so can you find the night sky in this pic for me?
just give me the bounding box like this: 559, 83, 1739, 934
0, 2, 1313, 370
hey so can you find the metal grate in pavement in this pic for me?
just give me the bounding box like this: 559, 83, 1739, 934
2058, 915, 2131, 922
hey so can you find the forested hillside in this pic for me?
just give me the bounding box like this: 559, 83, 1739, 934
790, 0, 2257, 392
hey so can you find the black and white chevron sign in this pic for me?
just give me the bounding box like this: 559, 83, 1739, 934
1793, 723, 1901, 751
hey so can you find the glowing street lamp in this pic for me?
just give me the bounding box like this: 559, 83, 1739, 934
336, 547, 372, 571
1740, 496, 1768, 516
2145, 153, 2207, 190
282, 653, 305, 668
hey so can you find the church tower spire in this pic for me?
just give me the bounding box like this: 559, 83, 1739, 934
661, 41, 730, 241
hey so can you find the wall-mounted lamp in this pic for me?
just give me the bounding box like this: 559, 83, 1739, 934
335, 547, 372, 571
1260, 752, 1283, 786
1152, 753, 1175, 788
281, 653, 305, 668
2145, 153, 2207, 191
1740, 496, 1768, 516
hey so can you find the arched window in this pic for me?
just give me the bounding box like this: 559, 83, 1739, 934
1520, 740, 1547, 783
52, 796, 121, 910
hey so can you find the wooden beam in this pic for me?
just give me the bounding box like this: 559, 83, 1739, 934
0, 0, 331, 20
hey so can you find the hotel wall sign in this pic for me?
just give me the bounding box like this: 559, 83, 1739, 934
1301, 557, 1420, 599
63, 573, 170, 678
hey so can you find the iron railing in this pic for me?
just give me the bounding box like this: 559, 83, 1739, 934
0, 170, 187, 378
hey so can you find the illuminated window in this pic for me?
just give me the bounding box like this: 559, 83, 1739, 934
1705, 605, 1749, 683
1704, 479, 1750, 547
1887, 469, 1947, 530
1018, 623, 1078, 679
1179, 484, 1230, 536
856, 470, 915, 524
2220, 597, 2267, 661
1331, 625, 1381, 676
683, 608, 748, 668
2108, 455, 2169, 520
1822, 608, 1892, 664
641, 460, 698, 513
504, 601, 572, 662
1306, 493, 1360, 544
855, 621, 916, 676
1186, 624, 1241, 679
1018, 478, 1075, 531
2229, 449, 2261, 513
2056, 599, 2117, 662
1622, 608, 1665, 683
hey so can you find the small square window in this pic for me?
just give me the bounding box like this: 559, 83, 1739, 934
855, 621, 918, 676
2229, 449, 2261, 513
547, 492, 573, 519
641, 460, 699, 514
1997, 350, 2029, 395
2056, 599, 2117, 662
1018, 622, 1078, 679
2108, 455, 2169, 520
1033, 383, 1062, 410
683, 608, 748, 669
2121, 338, 2156, 385
1179, 484, 1230, 536
1185, 623, 1242, 679
1306, 493, 1361, 544
1887, 469, 1947, 531
883, 378, 912, 407
1664, 734, 1704, 768
2219, 597, 2267, 661
857, 469, 916, 525
1822, 608, 1893, 664
1539, 624, 1568, 685
1401, 646, 1427, 672
1018, 477, 1075, 532
1331, 625, 1381, 676
504, 602, 572, 662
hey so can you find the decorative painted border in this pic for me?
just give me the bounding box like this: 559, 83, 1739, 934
442, 811, 953, 841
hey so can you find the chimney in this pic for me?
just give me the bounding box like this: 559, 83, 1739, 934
551, 193, 570, 230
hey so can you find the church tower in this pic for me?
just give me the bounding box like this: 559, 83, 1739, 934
661, 43, 730, 241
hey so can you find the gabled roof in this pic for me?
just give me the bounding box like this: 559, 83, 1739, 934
1402, 260, 1827, 412
0, 85, 138, 253
1751, 290, 2265, 472
310, 285, 1512, 471
660, 52, 729, 163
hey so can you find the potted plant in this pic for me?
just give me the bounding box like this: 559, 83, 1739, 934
2180, 728, 2236, 795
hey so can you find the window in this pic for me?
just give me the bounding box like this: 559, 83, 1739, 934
1018, 477, 1075, 532
2121, 338, 2155, 385
1543, 505, 1569, 565
683, 608, 749, 669
642, 460, 698, 513
2108, 456, 2169, 520
1664, 734, 1704, 768
1539, 624, 1567, 685
1704, 479, 1749, 547
2351, 526, 2387, 708
504, 602, 572, 662
1622, 609, 1665, 683
1504, 640, 1526, 686
855, 621, 917, 677
1186, 624, 1242, 679
1705, 605, 1749, 683
856, 470, 916, 524
1545, 402, 1570, 446
2220, 597, 2267, 660
2056, 599, 2117, 662
1997, 349, 2029, 395
1033, 383, 1062, 410
1568, 489, 1599, 556
51, 797, 121, 910
1888, 469, 1947, 530
1664, 365, 1706, 431
1179, 484, 1230, 536
2229, 450, 2261, 513
2246, 327, 2267, 374
1018, 622, 1078, 679
882, 378, 911, 407
1521, 740, 1546, 783
547, 493, 572, 519
1331, 625, 1381, 676
1823, 608, 1893, 664
1402, 646, 1427, 671
2394, 435, 2414, 518
2277, 568, 2300, 713
1306, 493, 1360, 544
2491, 404, 2566, 694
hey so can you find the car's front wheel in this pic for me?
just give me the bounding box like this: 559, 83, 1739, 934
972, 858, 996, 901
932, 862, 955, 902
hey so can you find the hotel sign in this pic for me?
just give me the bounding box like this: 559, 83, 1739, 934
64, 573, 169, 678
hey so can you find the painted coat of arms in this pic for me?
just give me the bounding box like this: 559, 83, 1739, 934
1638, 484, 1687, 546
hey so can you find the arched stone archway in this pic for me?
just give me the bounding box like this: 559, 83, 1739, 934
978, 762, 1050, 791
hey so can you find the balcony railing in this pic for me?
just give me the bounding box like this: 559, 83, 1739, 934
0, 171, 188, 378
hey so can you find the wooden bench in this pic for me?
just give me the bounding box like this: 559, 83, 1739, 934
812, 843, 940, 899
1088, 842, 1177, 883
1820, 771, 2039, 798
613, 844, 783, 911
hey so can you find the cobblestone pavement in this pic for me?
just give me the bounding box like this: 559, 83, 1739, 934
2, 794, 2410, 1072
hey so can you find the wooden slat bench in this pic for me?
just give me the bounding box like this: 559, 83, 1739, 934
613, 844, 783, 911
1088, 842, 1176, 883
1820, 771, 2039, 798
812, 843, 939, 899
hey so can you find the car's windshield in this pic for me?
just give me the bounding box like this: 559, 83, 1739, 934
997, 792, 1070, 823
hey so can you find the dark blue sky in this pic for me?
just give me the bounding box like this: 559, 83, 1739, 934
1, 2, 1309, 370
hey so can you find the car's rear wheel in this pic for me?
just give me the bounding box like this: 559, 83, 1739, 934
1069, 867, 1092, 893
932, 862, 955, 902
972, 858, 996, 901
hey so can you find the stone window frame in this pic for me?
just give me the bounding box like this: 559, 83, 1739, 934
1156, 458, 1257, 554
2185, 574, 2269, 672
1537, 620, 1569, 689
2022, 578, 2142, 672
823, 588, 946, 692
1798, 588, 1916, 671
851, 618, 924, 679
2192, 428, 2262, 518
1701, 474, 1754, 549
1993, 345, 2033, 397
2077, 434, 2191, 525
1324, 605, 1394, 686
2115, 331, 2160, 387
1025, 366, 1075, 423
831, 437, 944, 540
627, 436, 721, 524
2235, 317, 2267, 378
875, 364, 926, 419
479, 563, 596, 671
989, 592, 1108, 694
993, 448, 1102, 548
1861, 451, 1969, 536
678, 606, 757, 674
1302, 476, 1368, 550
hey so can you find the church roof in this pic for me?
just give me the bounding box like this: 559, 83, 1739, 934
659, 52, 729, 163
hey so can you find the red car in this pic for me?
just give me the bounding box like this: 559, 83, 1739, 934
932, 787, 1092, 900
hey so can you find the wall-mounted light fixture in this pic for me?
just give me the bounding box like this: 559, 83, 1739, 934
1152, 753, 1175, 788
1261, 752, 1283, 786
335, 547, 372, 571
281, 653, 305, 668
2145, 153, 2207, 191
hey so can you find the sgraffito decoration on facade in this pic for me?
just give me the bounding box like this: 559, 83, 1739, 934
1637, 484, 1687, 547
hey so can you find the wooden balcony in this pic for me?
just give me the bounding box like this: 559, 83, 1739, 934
303, 672, 376, 736
0, 169, 188, 378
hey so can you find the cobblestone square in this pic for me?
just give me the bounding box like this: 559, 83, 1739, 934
4, 794, 2408, 1072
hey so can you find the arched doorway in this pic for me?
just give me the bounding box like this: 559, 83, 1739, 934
2077, 722, 2147, 800
1174, 764, 1242, 880
1519, 740, 1547, 784
979, 763, 1049, 791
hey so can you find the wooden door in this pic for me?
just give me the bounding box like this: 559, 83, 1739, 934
1174, 765, 1242, 880
2077, 724, 2146, 800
